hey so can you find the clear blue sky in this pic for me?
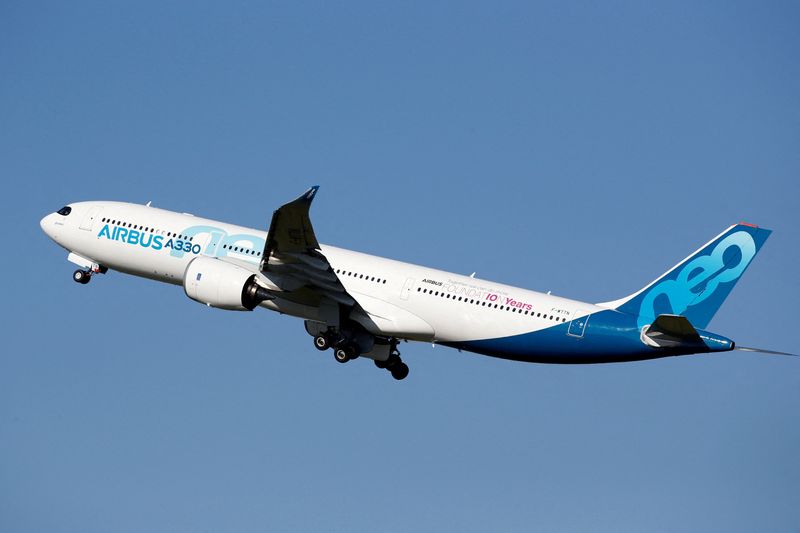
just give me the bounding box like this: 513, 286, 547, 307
2, 1, 799, 531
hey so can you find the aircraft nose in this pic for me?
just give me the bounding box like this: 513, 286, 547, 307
40, 213, 56, 238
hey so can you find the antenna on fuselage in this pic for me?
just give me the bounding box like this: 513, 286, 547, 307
470, 272, 476, 278
146, 201, 152, 207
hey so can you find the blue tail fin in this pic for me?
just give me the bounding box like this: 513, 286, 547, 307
603, 223, 772, 329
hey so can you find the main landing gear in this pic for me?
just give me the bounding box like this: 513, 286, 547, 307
375, 351, 410, 381
313, 333, 361, 363
333, 343, 360, 363
311, 333, 409, 380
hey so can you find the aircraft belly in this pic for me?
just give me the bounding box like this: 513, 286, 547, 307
442, 310, 674, 364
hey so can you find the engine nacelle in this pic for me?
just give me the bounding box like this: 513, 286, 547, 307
184, 256, 271, 311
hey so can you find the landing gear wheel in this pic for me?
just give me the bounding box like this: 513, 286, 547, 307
390, 362, 409, 380
73, 270, 90, 284
313, 335, 330, 351
334, 348, 349, 363
374, 359, 389, 369
334, 344, 359, 363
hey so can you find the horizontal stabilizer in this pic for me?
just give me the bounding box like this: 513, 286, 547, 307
641, 314, 704, 349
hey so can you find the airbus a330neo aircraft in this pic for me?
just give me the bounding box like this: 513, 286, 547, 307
40, 187, 790, 380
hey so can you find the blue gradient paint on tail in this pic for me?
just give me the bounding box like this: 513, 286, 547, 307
614, 223, 771, 329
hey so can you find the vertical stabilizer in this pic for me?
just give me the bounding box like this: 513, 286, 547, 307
599, 223, 771, 329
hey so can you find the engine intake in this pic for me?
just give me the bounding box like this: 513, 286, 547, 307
184, 256, 272, 311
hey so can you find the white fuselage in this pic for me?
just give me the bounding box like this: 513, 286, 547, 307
41, 201, 601, 347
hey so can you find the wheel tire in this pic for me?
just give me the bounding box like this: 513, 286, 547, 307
73, 270, 89, 284
390, 362, 409, 380
374, 359, 389, 369
314, 335, 330, 351
334, 348, 350, 363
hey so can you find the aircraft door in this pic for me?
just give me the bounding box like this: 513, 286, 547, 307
400, 277, 415, 300
568, 309, 590, 338
203, 230, 225, 256
79, 206, 103, 231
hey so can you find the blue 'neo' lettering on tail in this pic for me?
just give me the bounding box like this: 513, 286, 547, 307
616, 224, 772, 329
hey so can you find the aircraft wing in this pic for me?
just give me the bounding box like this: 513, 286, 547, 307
259, 186, 357, 309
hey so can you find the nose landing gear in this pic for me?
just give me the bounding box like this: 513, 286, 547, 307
71, 262, 106, 285
72, 269, 91, 284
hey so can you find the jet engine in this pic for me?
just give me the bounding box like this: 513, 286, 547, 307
184, 256, 272, 311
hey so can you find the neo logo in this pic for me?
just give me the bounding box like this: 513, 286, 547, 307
637, 231, 757, 328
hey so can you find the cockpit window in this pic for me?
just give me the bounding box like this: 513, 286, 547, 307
57, 206, 72, 216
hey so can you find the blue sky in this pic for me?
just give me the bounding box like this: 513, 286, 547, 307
2, 1, 799, 531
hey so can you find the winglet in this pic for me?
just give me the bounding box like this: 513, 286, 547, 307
261, 186, 323, 271
301, 185, 319, 203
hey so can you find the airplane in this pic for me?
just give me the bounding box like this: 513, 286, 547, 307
40, 186, 793, 380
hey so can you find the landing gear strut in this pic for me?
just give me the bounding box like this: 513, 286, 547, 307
73, 269, 91, 284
